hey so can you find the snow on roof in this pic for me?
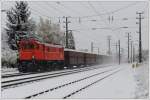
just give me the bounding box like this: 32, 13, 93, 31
20, 38, 63, 48
43, 43, 63, 48
64, 48, 109, 56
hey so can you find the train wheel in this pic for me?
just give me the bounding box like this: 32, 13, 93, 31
51, 63, 57, 71
18, 65, 27, 73
26, 63, 37, 72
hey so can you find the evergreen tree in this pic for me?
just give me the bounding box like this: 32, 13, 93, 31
6, 1, 36, 50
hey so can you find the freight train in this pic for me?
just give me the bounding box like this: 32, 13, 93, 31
18, 38, 111, 72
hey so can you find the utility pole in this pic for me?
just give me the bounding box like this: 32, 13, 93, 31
133, 45, 135, 62
127, 33, 130, 63
64, 17, 70, 48
112, 42, 118, 63
91, 42, 94, 53
115, 42, 118, 55
136, 12, 144, 63
64, 17, 71, 67
130, 41, 133, 63
98, 48, 100, 54
107, 35, 111, 55
118, 40, 121, 65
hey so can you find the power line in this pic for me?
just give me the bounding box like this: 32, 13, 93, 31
29, 1, 140, 19
88, 1, 109, 25
30, 3, 55, 17
56, 2, 82, 16
30, 8, 49, 18
78, 1, 140, 18
46, 2, 70, 16
30, 2, 59, 17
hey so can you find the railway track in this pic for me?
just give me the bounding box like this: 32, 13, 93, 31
2, 64, 111, 79
63, 69, 121, 99
2, 69, 18, 73
24, 67, 122, 99
2, 72, 37, 78
2, 64, 113, 89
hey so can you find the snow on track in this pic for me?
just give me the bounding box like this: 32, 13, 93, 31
69, 64, 137, 99
2, 64, 117, 99
2, 64, 110, 82
2, 71, 19, 76
33, 67, 121, 99
2, 64, 113, 89
2, 68, 18, 74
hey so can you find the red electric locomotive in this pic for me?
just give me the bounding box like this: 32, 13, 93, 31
17, 36, 112, 72
18, 38, 64, 72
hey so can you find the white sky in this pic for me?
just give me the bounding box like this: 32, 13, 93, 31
1, 0, 149, 55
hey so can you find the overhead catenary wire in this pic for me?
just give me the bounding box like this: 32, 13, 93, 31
87, 1, 109, 25
28, 1, 141, 19
46, 2, 70, 17
74, 1, 140, 18
2, 1, 147, 49
55, 1, 83, 16
26, 1, 146, 32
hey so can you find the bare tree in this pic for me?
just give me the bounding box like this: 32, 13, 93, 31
37, 17, 64, 45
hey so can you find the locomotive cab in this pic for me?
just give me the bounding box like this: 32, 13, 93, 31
18, 39, 40, 72
19, 39, 38, 60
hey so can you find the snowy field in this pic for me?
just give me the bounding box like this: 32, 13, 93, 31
1, 63, 149, 99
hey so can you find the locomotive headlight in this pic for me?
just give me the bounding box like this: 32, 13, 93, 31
32, 56, 35, 59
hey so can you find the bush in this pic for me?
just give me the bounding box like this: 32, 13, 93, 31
1, 49, 18, 68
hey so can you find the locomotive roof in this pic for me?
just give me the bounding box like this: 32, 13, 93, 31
20, 38, 63, 48
32, 39, 63, 48
43, 43, 63, 48
64, 48, 110, 56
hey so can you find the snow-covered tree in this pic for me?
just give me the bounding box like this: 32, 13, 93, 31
6, 1, 36, 50
37, 17, 64, 45
2, 29, 18, 68
68, 30, 76, 49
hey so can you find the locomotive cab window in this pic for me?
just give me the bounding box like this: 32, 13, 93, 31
22, 43, 35, 50
48, 47, 56, 52
48, 47, 51, 52
35, 44, 39, 49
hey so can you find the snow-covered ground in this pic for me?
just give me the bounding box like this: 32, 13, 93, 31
70, 64, 136, 99
1, 65, 117, 99
133, 61, 149, 98
1, 63, 149, 99
1, 67, 18, 75
1, 64, 111, 82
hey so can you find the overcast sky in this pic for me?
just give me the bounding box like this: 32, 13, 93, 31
1, 1, 149, 55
